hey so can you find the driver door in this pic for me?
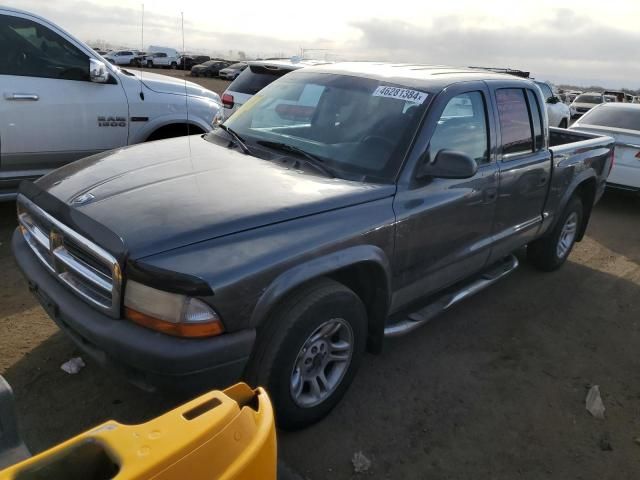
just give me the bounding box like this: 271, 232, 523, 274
0, 12, 128, 179
391, 83, 499, 311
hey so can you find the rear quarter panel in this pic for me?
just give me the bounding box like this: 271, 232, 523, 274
541, 128, 614, 234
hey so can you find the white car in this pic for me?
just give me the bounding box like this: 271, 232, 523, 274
534, 81, 571, 128
570, 92, 604, 119
0, 7, 222, 200
571, 103, 640, 192
222, 59, 331, 116
144, 46, 180, 69
103, 50, 137, 66
218, 62, 247, 80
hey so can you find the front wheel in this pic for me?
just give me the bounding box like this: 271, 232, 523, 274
528, 196, 583, 271
246, 278, 367, 430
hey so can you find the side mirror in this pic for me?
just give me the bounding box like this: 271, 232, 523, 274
89, 58, 109, 83
417, 150, 478, 180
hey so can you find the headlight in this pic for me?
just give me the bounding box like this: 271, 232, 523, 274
124, 280, 224, 338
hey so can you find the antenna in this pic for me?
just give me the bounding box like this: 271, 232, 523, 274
181, 11, 190, 139
139, 3, 145, 101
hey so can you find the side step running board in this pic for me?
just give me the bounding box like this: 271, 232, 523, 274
384, 255, 519, 337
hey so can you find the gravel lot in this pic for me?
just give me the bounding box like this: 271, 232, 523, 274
1, 70, 639, 479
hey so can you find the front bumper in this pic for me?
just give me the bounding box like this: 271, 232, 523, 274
12, 229, 255, 392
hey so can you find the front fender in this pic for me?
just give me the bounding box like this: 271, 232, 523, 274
250, 245, 392, 329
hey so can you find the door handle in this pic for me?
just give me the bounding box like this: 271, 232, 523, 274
484, 187, 498, 203
4, 93, 39, 101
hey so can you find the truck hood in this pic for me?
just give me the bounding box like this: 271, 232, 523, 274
36, 136, 394, 259
127, 69, 220, 102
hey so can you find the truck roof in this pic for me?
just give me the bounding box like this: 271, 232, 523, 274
302, 62, 535, 91
247, 59, 332, 70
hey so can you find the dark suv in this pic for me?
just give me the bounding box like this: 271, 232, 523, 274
179, 55, 210, 70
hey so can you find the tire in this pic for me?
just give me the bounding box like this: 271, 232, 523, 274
528, 196, 583, 271
146, 61, 153, 68
246, 278, 367, 430
170, 62, 177, 69
559, 118, 569, 128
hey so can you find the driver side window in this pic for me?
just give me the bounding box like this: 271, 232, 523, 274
0, 14, 89, 81
429, 91, 490, 164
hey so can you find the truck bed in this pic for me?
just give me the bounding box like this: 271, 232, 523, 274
548, 126, 610, 149
543, 127, 614, 230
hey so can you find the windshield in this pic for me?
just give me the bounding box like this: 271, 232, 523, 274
209, 72, 430, 182
575, 94, 603, 104
580, 106, 640, 131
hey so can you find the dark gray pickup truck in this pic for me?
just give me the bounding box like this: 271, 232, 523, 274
13, 63, 614, 428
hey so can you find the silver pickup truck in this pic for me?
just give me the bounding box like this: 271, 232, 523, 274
13, 63, 614, 429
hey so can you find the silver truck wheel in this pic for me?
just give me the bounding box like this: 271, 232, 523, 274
528, 196, 583, 271
556, 212, 578, 259
290, 318, 354, 408
246, 277, 367, 430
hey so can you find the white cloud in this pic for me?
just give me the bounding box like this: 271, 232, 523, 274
5, 0, 640, 87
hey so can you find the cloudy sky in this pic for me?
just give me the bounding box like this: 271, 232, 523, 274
6, 0, 640, 88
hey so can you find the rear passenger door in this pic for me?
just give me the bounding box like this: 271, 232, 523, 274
487, 83, 551, 263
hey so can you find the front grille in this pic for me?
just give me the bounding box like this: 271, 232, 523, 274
17, 195, 122, 318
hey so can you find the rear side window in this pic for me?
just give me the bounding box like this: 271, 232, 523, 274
496, 89, 533, 157
526, 90, 544, 150
228, 65, 292, 95
429, 91, 490, 164
0, 14, 89, 81
575, 94, 603, 104
580, 106, 640, 131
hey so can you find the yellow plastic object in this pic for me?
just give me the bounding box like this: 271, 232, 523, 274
0, 383, 276, 480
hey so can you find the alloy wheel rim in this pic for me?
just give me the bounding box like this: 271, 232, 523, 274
557, 212, 578, 258
290, 318, 354, 408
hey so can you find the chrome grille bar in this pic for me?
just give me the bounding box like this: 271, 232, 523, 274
53, 248, 113, 292
18, 212, 51, 250
16, 194, 122, 318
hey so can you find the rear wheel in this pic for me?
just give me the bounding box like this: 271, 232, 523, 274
528, 196, 583, 271
246, 278, 367, 430
170, 62, 177, 69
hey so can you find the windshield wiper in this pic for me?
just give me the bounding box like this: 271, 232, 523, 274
256, 140, 335, 178
218, 124, 251, 154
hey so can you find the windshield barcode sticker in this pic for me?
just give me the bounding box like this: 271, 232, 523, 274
373, 86, 428, 104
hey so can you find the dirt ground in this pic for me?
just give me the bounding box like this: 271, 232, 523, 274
1, 70, 640, 479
